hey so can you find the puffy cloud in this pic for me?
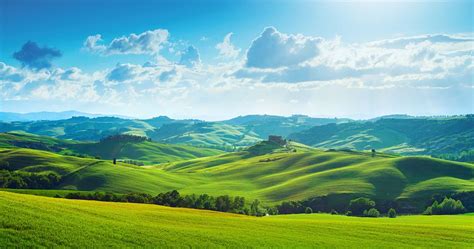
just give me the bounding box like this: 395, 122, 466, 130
107, 63, 143, 82
84, 29, 169, 55
0, 62, 25, 82
235, 30, 474, 88
245, 27, 322, 68
13, 41, 61, 70
216, 33, 240, 59
179, 46, 201, 68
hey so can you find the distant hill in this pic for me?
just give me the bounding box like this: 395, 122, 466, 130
0, 114, 347, 150
1, 145, 472, 212
223, 114, 350, 138
288, 116, 474, 160
0, 132, 222, 164
0, 111, 131, 122
1, 114, 472, 158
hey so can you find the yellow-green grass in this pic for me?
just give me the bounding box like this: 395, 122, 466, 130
0, 191, 473, 248
1, 146, 473, 205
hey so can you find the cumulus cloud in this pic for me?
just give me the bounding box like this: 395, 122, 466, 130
216, 33, 240, 59
0, 62, 25, 82
84, 29, 169, 55
107, 63, 143, 82
13, 41, 62, 70
179, 46, 201, 68
245, 27, 322, 68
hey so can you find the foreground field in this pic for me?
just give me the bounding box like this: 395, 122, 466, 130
0, 191, 473, 248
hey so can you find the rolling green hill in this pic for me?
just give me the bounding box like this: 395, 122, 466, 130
0, 115, 348, 150
0, 191, 472, 248
149, 122, 262, 150
288, 116, 474, 159
223, 114, 350, 138
1, 142, 472, 210
0, 132, 223, 164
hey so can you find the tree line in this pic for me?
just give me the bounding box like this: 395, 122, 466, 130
100, 134, 151, 143
0, 169, 61, 189
64, 190, 268, 216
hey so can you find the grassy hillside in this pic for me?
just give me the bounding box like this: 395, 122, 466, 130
0, 191, 472, 248
150, 122, 262, 150
0, 132, 223, 164
223, 114, 350, 138
288, 116, 474, 158
0, 115, 348, 150
2, 144, 473, 208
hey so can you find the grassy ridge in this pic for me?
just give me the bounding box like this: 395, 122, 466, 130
2, 144, 473, 205
288, 117, 474, 157
0, 132, 223, 164
0, 191, 473, 248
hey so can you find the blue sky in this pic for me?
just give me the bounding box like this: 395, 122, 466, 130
0, 0, 473, 119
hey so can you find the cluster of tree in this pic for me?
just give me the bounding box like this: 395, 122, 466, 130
276, 196, 396, 218
424, 197, 466, 215
64, 190, 268, 216
100, 134, 151, 143
120, 159, 145, 166
0, 170, 61, 189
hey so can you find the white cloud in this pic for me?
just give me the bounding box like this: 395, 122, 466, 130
84, 29, 169, 55
216, 32, 240, 59
179, 46, 201, 68
245, 27, 323, 68
3, 30, 473, 119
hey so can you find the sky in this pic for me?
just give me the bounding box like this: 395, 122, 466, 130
0, 0, 473, 120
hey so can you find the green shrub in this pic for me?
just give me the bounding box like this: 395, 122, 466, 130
345, 211, 352, 216
363, 208, 380, 218
305, 207, 313, 214
348, 197, 375, 216
331, 209, 338, 215
388, 208, 397, 218
424, 198, 466, 215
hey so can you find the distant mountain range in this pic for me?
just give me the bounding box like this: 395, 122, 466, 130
0, 111, 131, 122
0, 112, 472, 160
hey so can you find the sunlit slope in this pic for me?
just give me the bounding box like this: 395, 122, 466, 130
2, 143, 473, 204
0, 132, 223, 164
0, 191, 473, 248
71, 139, 223, 164
161, 148, 474, 203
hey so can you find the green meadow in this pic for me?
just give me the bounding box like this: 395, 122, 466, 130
0, 191, 472, 248
1, 140, 473, 206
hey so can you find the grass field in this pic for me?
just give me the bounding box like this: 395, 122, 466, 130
0, 191, 472, 248
1, 143, 473, 206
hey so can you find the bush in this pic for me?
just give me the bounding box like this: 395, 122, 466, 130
364, 208, 380, 218
305, 207, 313, 214
348, 197, 375, 216
345, 211, 352, 216
331, 209, 338, 215
388, 208, 397, 218
424, 197, 466, 215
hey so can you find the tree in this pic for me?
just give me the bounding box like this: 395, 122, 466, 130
250, 199, 266, 216
348, 197, 375, 216
215, 195, 232, 212
424, 197, 465, 215
305, 207, 313, 214
388, 208, 397, 218
364, 208, 380, 217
